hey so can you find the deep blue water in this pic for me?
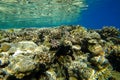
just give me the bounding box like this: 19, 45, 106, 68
78, 0, 120, 29
0, 0, 120, 29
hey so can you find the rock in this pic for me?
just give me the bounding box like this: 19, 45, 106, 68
46, 68, 56, 80
4, 53, 37, 78
17, 41, 38, 51
1, 43, 11, 52
72, 45, 81, 50
80, 68, 95, 80
0, 53, 9, 67
0, 48, 2, 53
90, 56, 109, 70
69, 77, 77, 80
88, 44, 105, 56
56, 77, 66, 80
88, 39, 98, 44
86, 31, 101, 39
8, 41, 38, 56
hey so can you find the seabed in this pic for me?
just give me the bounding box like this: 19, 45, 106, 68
0, 25, 120, 80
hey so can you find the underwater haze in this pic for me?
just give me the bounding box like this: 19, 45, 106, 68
0, 0, 120, 29
78, 0, 120, 29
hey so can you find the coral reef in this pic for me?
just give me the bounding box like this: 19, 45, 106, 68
97, 26, 120, 44
0, 25, 119, 80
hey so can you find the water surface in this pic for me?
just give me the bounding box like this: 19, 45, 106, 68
0, 0, 120, 29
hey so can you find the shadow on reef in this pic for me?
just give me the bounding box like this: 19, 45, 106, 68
107, 52, 120, 72
107, 55, 120, 72
55, 45, 87, 80
97, 26, 120, 72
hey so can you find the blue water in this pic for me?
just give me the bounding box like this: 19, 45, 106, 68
0, 0, 120, 29
78, 0, 120, 29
